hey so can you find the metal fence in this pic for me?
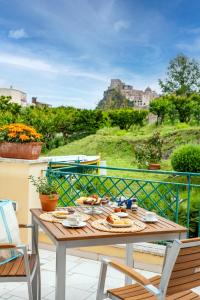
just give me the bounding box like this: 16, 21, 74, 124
47, 162, 200, 237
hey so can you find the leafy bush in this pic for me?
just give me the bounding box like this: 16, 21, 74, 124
171, 144, 200, 172
134, 131, 163, 167
149, 97, 171, 124
108, 109, 148, 130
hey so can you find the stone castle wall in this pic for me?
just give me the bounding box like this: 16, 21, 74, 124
106, 79, 158, 107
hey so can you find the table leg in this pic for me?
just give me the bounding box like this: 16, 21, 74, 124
125, 243, 134, 285
55, 244, 66, 300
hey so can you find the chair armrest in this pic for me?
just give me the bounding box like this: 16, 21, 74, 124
0, 244, 16, 249
19, 224, 34, 229
109, 260, 150, 286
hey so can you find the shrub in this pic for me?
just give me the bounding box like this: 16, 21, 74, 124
108, 109, 148, 130
171, 144, 200, 172
134, 131, 163, 168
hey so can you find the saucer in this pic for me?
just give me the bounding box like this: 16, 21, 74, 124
62, 220, 86, 228
114, 212, 128, 218
142, 217, 158, 223
83, 207, 102, 215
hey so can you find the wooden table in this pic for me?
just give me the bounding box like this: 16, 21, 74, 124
31, 207, 187, 300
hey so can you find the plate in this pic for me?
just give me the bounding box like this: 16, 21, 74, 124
52, 211, 69, 219
114, 212, 128, 218
83, 207, 102, 215
107, 220, 133, 228
142, 217, 158, 223
62, 220, 86, 228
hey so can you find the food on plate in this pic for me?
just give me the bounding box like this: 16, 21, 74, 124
52, 211, 69, 219
106, 214, 132, 226
113, 207, 126, 213
76, 196, 101, 205
114, 207, 121, 213
121, 207, 127, 212
101, 196, 110, 205
76, 197, 88, 205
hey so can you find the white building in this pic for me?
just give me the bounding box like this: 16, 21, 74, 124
0, 87, 27, 106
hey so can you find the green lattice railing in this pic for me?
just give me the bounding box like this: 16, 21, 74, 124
47, 163, 200, 237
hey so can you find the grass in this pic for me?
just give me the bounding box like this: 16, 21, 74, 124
47, 122, 200, 172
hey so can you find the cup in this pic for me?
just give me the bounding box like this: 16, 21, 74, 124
68, 214, 80, 226
145, 211, 156, 221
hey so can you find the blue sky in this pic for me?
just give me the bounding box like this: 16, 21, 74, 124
0, 0, 200, 107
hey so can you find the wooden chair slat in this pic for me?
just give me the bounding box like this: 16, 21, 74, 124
0, 255, 36, 277
176, 252, 200, 263
173, 260, 200, 271
179, 247, 200, 256
168, 273, 200, 288
171, 267, 200, 279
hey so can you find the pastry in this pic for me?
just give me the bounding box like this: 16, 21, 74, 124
52, 211, 69, 219
106, 214, 132, 226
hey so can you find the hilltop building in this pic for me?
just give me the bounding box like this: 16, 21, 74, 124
0, 86, 51, 107
31, 97, 52, 108
0, 86, 27, 106
104, 79, 158, 107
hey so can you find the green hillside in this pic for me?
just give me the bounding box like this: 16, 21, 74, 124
47, 123, 200, 170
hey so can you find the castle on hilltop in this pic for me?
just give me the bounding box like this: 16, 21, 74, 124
104, 79, 158, 107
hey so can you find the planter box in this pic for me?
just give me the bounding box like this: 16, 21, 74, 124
0, 142, 43, 160
148, 163, 161, 170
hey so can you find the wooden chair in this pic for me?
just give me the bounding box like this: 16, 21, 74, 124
97, 238, 200, 300
0, 224, 41, 300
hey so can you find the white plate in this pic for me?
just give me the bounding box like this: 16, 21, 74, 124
142, 217, 158, 223
107, 220, 133, 228
114, 212, 128, 218
62, 220, 86, 228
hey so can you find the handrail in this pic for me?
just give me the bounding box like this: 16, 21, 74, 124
48, 162, 200, 177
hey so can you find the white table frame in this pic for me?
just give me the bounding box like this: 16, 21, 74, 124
31, 214, 187, 300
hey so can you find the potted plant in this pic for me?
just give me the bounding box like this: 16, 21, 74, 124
29, 175, 59, 211
0, 123, 42, 160
147, 132, 163, 170
134, 132, 163, 170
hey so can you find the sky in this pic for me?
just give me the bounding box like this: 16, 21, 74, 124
0, 0, 200, 108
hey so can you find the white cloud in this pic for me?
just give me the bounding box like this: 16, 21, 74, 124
0, 53, 56, 72
8, 28, 28, 39
113, 20, 129, 32
0, 52, 109, 82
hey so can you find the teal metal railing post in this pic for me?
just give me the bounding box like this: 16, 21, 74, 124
186, 174, 191, 237
175, 185, 180, 224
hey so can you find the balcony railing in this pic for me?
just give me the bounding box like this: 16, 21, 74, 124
47, 162, 200, 237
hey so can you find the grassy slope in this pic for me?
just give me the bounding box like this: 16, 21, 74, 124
47, 123, 200, 179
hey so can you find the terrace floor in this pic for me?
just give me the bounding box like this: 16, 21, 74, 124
0, 248, 200, 300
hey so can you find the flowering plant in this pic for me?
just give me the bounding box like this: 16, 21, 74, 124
0, 123, 42, 143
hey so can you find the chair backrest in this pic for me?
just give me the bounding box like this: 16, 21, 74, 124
0, 200, 21, 265
160, 238, 200, 297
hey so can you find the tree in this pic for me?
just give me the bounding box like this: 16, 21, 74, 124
149, 97, 170, 124
159, 54, 200, 95
171, 95, 194, 123
108, 109, 148, 130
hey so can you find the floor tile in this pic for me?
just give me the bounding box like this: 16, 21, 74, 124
44, 287, 91, 300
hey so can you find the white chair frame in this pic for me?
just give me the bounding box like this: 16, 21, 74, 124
96, 239, 200, 300
0, 224, 41, 300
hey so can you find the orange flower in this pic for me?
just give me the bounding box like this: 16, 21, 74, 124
19, 134, 30, 141
8, 132, 17, 138
0, 123, 42, 142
